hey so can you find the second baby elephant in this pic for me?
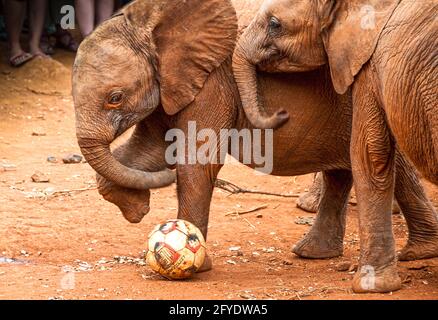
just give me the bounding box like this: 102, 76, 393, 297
232, 0, 438, 293
72, 0, 438, 293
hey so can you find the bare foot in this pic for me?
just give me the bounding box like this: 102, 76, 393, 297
30, 49, 50, 59
352, 263, 402, 293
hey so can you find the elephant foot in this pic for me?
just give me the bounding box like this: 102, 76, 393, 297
398, 239, 438, 261
296, 191, 320, 213
352, 263, 401, 293
196, 253, 212, 273
292, 233, 343, 259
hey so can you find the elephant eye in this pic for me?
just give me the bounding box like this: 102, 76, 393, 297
106, 91, 124, 109
269, 16, 281, 31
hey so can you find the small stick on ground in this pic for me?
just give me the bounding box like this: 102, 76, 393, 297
243, 218, 256, 229
48, 186, 97, 197
215, 179, 301, 198
22, 185, 97, 199
225, 204, 268, 217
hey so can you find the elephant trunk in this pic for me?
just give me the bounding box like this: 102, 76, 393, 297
232, 35, 289, 129
77, 136, 175, 190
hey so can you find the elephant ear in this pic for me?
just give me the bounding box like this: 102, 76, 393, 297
123, 0, 237, 115
320, 0, 401, 94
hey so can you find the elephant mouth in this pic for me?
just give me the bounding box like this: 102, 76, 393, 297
120, 204, 150, 224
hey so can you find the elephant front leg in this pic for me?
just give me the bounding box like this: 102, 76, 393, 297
350, 75, 401, 293
293, 170, 352, 259
394, 153, 438, 261
176, 163, 222, 272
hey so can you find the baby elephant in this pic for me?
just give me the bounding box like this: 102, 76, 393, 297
72, 0, 438, 292
232, 0, 438, 293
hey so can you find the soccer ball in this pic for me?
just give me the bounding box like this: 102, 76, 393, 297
146, 219, 206, 280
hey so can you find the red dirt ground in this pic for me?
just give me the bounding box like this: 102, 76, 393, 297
1, 46, 437, 300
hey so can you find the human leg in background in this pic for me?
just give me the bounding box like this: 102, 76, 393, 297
28, 0, 49, 57
4, 0, 33, 66
75, 0, 94, 38
95, 0, 114, 26
46, 0, 78, 52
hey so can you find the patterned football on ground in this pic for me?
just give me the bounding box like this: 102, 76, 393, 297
146, 219, 206, 280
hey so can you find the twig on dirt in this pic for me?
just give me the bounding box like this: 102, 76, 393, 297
243, 218, 256, 229
215, 179, 301, 198
225, 204, 268, 217
47, 186, 97, 196
22, 185, 97, 199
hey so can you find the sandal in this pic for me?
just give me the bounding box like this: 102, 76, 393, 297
40, 33, 55, 55
54, 27, 78, 52
9, 52, 34, 67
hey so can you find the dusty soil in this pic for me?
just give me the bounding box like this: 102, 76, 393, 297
1, 45, 438, 300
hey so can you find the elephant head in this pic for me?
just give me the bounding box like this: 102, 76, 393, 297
73, 0, 237, 190
95, 115, 170, 223
233, 0, 400, 128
